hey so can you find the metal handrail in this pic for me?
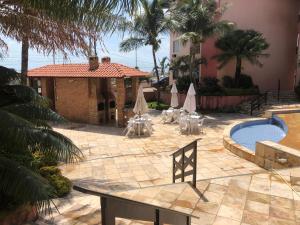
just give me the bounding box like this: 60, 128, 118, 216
250, 92, 268, 115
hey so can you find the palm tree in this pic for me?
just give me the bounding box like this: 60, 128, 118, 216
158, 56, 170, 76
0, 0, 141, 85
214, 29, 269, 86
173, 0, 233, 84
0, 66, 82, 213
120, 0, 175, 104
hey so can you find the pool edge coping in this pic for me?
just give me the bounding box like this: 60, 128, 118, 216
223, 118, 262, 163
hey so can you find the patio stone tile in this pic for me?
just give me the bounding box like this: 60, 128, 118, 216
201, 191, 224, 204
217, 204, 243, 221
294, 210, 300, 222
246, 191, 270, 204
206, 183, 228, 194
222, 193, 246, 209
242, 210, 269, 225
270, 196, 294, 209
269, 206, 295, 221
212, 216, 240, 225
244, 200, 269, 215
192, 212, 216, 225
268, 217, 296, 225
193, 202, 220, 215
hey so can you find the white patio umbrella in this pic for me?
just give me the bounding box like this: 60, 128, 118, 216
170, 82, 179, 108
183, 83, 196, 113
133, 84, 149, 116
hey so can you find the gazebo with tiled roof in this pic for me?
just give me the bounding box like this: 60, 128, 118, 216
28, 56, 149, 127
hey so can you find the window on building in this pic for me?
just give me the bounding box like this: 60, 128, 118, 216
173, 40, 181, 53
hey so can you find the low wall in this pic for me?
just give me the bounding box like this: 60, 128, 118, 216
198, 95, 255, 110
145, 91, 256, 110
255, 141, 300, 169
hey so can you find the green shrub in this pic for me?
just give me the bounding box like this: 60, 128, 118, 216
198, 77, 223, 96
224, 87, 259, 96
222, 74, 254, 89
32, 151, 58, 169
239, 74, 254, 89
222, 76, 235, 88
47, 174, 71, 197
39, 166, 71, 197
148, 101, 169, 110
176, 76, 193, 93
174, 76, 259, 97
295, 81, 300, 99
39, 166, 61, 176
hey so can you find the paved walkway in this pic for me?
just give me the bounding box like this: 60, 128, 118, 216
33, 111, 267, 224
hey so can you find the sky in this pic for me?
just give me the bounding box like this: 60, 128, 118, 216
0, 33, 170, 72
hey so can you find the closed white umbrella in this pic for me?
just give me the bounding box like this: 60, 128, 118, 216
133, 84, 149, 115
170, 82, 179, 108
183, 83, 196, 113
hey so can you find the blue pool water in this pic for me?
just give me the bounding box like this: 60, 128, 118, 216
231, 117, 287, 152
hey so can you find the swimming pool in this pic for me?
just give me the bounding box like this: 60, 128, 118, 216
230, 116, 287, 152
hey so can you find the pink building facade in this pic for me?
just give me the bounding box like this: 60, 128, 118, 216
170, 0, 300, 92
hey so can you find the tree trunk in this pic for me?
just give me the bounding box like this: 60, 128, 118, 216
188, 46, 194, 84
189, 42, 200, 110
152, 47, 160, 106
235, 57, 242, 87
21, 37, 29, 86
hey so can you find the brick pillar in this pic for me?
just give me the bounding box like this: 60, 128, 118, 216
40, 78, 48, 97
88, 78, 99, 124
116, 78, 125, 127
132, 77, 139, 101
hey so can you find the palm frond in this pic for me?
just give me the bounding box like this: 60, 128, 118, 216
120, 37, 145, 52
0, 66, 20, 85
214, 29, 269, 69
0, 110, 82, 163
0, 85, 49, 107
0, 156, 55, 214
2, 103, 66, 125
0, 0, 141, 58
178, 32, 202, 45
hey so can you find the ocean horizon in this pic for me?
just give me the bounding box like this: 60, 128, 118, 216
0, 34, 170, 73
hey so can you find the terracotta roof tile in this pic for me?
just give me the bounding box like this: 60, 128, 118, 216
27, 63, 149, 78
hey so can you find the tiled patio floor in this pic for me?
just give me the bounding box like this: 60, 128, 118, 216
32, 111, 276, 224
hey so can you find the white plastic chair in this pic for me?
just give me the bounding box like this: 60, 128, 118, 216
198, 118, 205, 134
124, 119, 136, 136
190, 117, 199, 134
161, 110, 168, 123
179, 115, 189, 133
172, 109, 181, 124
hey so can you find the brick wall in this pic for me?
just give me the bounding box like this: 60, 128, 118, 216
116, 78, 125, 127
55, 78, 90, 123
88, 78, 99, 124
41, 78, 55, 109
